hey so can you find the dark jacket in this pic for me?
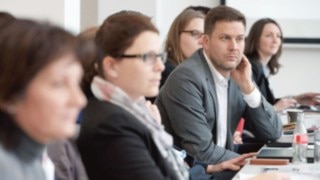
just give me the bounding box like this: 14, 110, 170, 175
48, 139, 88, 180
249, 58, 278, 104
161, 60, 176, 88
77, 99, 178, 180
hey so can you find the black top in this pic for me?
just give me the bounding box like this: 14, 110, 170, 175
249, 58, 277, 105
161, 60, 176, 88
77, 98, 178, 180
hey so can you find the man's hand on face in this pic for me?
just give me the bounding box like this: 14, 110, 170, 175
230, 55, 255, 94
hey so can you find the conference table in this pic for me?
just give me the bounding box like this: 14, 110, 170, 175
232, 110, 320, 180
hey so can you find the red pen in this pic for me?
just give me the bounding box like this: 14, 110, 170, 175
236, 118, 245, 134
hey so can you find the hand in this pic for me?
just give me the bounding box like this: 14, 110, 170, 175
294, 92, 320, 105
230, 55, 255, 94
249, 173, 290, 180
233, 131, 243, 144
145, 100, 161, 124
206, 152, 256, 173
273, 97, 297, 112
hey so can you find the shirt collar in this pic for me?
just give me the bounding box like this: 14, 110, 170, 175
262, 63, 270, 77
203, 50, 229, 86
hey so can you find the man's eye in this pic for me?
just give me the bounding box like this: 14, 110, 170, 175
237, 37, 244, 42
221, 36, 228, 41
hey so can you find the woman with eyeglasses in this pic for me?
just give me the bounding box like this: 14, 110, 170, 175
160, 9, 205, 88
76, 11, 187, 180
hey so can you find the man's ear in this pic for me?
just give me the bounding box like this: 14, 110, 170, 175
102, 56, 119, 79
202, 35, 210, 51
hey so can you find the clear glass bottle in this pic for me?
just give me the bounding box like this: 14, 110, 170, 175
292, 112, 308, 164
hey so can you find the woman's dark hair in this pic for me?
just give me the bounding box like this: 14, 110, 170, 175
77, 26, 99, 99
0, 19, 84, 149
85, 10, 158, 82
245, 18, 283, 75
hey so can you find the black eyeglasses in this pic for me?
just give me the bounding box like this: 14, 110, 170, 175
181, 30, 203, 39
114, 52, 167, 65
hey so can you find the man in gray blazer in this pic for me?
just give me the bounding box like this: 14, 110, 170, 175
156, 5, 282, 164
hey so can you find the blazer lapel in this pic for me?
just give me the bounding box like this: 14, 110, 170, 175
198, 50, 219, 142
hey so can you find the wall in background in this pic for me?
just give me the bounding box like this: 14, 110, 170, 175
0, 0, 97, 34
0, 0, 319, 97
80, 0, 98, 31
270, 45, 320, 97
97, 0, 217, 41
0, 0, 64, 27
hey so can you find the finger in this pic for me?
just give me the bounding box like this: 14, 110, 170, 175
150, 104, 158, 112
235, 160, 247, 166
241, 54, 249, 63
235, 137, 242, 144
235, 153, 256, 162
227, 164, 241, 171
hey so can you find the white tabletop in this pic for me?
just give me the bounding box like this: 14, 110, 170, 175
232, 164, 320, 180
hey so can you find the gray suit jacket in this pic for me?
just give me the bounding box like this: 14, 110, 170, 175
156, 49, 282, 164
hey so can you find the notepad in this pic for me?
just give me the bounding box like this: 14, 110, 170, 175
257, 148, 314, 163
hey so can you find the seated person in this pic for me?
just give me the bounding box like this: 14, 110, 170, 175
0, 19, 86, 180
245, 18, 320, 112
156, 6, 282, 164
161, 8, 205, 88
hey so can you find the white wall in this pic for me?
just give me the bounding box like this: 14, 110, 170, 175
270, 45, 320, 97
0, 0, 64, 27
0, 0, 96, 34
81, 0, 98, 30
1, 0, 320, 97
98, 0, 218, 41
225, 0, 320, 39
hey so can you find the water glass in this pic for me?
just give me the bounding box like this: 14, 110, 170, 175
287, 109, 303, 124
314, 128, 320, 163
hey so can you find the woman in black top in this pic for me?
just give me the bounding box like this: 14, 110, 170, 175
245, 18, 320, 112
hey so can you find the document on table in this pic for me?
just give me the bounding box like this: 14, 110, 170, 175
233, 164, 320, 180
